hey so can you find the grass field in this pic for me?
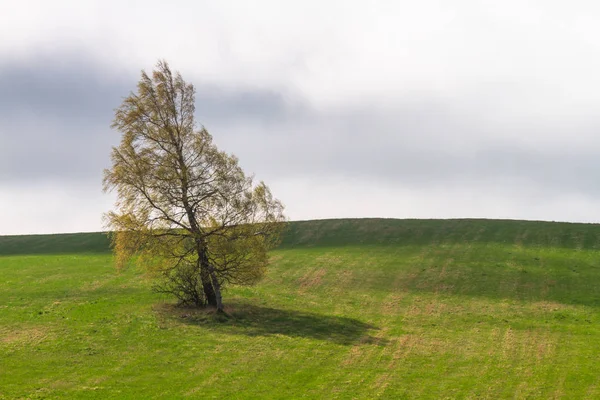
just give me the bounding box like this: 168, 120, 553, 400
2, 218, 600, 399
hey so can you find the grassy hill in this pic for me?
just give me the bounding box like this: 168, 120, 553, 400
2, 217, 598, 253
0, 231, 110, 255
2, 218, 600, 398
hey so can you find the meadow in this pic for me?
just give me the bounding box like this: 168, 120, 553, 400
2, 218, 600, 399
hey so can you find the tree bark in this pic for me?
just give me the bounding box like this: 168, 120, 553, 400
200, 266, 217, 306
198, 240, 223, 312
209, 268, 224, 313
198, 244, 217, 307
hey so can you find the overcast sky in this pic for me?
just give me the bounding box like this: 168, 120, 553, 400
3, 0, 600, 234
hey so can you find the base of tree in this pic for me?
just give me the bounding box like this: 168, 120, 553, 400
155, 302, 231, 322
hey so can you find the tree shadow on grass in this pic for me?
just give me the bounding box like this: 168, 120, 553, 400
156, 302, 387, 346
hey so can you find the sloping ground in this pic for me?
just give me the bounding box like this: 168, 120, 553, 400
0, 231, 110, 255
281, 218, 600, 248
2, 217, 599, 254
2, 218, 600, 399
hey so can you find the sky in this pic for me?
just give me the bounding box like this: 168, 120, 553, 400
3, 0, 600, 234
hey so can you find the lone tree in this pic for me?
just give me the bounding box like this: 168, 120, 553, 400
103, 61, 285, 312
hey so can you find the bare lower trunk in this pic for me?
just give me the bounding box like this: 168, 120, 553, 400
200, 250, 223, 312
209, 269, 224, 313
197, 241, 217, 307
201, 266, 217, 307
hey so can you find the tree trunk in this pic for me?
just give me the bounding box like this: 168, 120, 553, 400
201, 267, 217, 307
197, 242, 217, 307
209, 269, 224, 313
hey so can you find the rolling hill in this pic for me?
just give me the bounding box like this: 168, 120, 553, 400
2, 218, 600, 399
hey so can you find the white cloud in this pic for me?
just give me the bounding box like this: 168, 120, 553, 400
0, 182, 114, 235
272, 176, 600, 224
4, 1, 600, 100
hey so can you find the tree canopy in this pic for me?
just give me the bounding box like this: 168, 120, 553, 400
103, 60, 285, 312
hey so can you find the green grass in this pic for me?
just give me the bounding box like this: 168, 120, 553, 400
2, 218, 600, 399
0, 232, 109, 256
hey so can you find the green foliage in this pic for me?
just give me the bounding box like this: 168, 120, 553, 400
2, 218, 600, 398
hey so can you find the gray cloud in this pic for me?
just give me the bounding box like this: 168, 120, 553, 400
0, 60, 127, 123
196, 86, 294, 123
0, 56, 129, 183
212, 100, 600, 199
0, 55, 299, 184
3, 52, 600, 215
